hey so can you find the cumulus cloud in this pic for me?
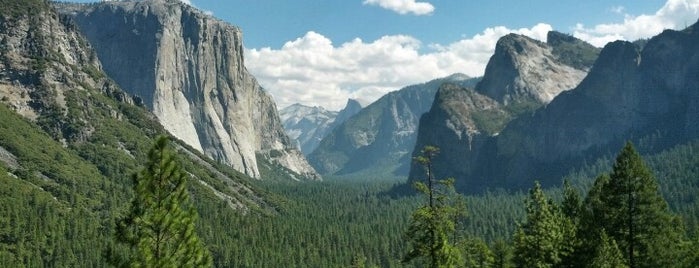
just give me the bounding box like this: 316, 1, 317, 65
362, 0, 435, 16
245, 24, 552, 110
247, 0, 699, 110
574, 0, 699, 46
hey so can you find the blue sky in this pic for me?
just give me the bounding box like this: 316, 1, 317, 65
60, 0, 699, 110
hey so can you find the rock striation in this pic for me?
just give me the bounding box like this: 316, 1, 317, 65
57, 0, 319, 180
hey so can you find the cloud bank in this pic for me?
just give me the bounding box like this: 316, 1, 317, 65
246, 0, 699, 110
246, 24, 551, 110
362, 0, 435, 16
573, 0, 699, 46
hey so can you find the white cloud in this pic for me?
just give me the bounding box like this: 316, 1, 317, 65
246, 0, 699, 111
245, 24, 551, 110
574, 0, 699, 47
362, 0, 435, 16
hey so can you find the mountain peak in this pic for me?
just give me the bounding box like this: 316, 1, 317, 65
476, 32, 590, 107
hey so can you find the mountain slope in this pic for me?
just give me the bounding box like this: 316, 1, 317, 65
280, 99, 362, 155
411, 24, 699, 192
309, 74, 479, 177
57, 0, 319, 180
409, 32, 600, 190
0, 1, 279, 265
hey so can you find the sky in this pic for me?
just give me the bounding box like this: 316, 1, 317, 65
62, 0, 699, 110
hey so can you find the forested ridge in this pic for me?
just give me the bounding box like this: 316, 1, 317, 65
1, 92, 698, 266
0, 0, 698, 267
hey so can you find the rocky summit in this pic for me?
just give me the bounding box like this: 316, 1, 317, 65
409, 32, 601, 190
410, 24, 699, 192
57, 0, 319, 180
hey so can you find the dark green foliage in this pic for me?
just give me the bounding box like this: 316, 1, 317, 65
585, 142, 684, 268
547, 31, 601, 70
491, 239, 513, 268
460, 238, 495, 268
589, 230, 627, 268
115, 136, 212, 267
512, 182, 575, 268
403, 146, 464, 267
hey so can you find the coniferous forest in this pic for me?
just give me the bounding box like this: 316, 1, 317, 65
1, 0, 699, 267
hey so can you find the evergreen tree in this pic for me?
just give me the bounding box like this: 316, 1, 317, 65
115, 136, 212, 267
491, 239, 513, 268
587, 142, 684, 268
589, 230, 627, 268
559, 180, 582, 267
512, 182, 572, 268
461, 238, 495, 268
403, 146, 462, 268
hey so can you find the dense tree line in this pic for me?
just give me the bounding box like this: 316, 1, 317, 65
1, 93, 698, 267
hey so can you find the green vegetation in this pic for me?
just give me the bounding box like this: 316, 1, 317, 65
403, 146, 463, 267
114, 136, 212, 267
513, 181, 575, 267
548, 32, 601, 70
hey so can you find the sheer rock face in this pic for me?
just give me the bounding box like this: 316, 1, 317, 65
408, 33, 601, 191
58, 0, 319, 180
411, 23, 699, 192
309, 74, 478, 176
476, 33, 593, 106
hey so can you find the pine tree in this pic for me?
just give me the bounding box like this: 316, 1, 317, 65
403, 146, 462, 268
115, 136, 212, 267
586, 142, 684, 268
589, 230, 627, 268
491, 239, 513, 268
461, 238, 495, 268
512, 182, 572, 268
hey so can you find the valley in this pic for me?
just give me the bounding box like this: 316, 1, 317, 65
0, 0, 698, 267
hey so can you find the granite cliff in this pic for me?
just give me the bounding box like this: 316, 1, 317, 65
409, 32, 600, 190
57, 0, 319, 180
309, 74, 479, 177
410, 24, 699, 192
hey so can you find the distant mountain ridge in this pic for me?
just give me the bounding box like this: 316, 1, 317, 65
309, 73, 479, 177
280, 99, 362, 155
409, 24, 699, 192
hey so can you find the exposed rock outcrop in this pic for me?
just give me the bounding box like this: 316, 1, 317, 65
475, 33, 596, 107
409, 32, 601, 191
57, 0, 319, 180
309, 74, 479, 177
410, 24, 699, 192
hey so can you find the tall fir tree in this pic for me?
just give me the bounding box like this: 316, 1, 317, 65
589, 230, 627, 268
115, 136, 212, 267
512, 182, 573, 268
585, 142, 684, 268
403, 146, 462, 268
491, 239, 513, 268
